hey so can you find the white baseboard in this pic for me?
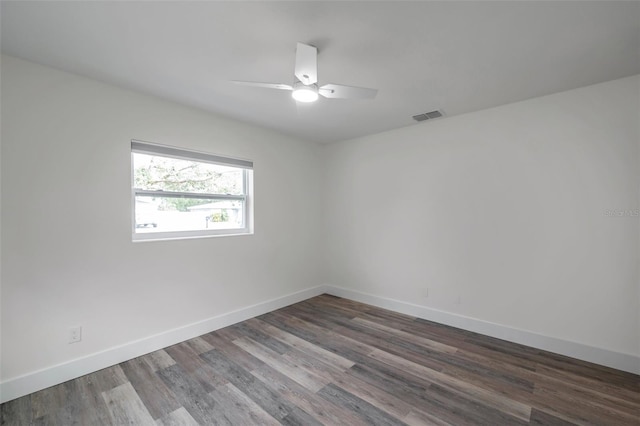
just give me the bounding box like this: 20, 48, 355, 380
0, 285, 326, 404
325, 285, 640, 375
3, 284, 637, 403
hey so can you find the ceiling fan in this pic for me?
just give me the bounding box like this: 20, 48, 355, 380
232, 42, 378, 103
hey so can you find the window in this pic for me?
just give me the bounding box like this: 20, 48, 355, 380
131, 140, 253, 241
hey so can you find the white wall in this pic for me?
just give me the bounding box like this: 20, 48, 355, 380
323, 75, 640, 359
0, 55, 323, 383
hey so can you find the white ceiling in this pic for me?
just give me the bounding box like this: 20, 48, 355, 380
2, 1, 639, 144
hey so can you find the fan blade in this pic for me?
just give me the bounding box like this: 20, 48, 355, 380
294, 42, 318, 85
319, 83, 377, 99
231, 81, 292, 91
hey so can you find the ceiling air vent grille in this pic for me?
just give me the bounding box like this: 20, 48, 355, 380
412, 110, 444, 122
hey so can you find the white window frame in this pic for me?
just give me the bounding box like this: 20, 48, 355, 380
131, 140, 253, 241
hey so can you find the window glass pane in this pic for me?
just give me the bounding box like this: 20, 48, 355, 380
135, 196, 244, 233
133, 152, 243, 195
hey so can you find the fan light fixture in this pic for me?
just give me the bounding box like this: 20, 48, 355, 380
292, 82, 319, 103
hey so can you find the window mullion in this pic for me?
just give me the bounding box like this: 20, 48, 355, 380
134, 189, 246, 201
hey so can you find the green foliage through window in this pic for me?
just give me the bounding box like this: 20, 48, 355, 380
133, 154, 243, 211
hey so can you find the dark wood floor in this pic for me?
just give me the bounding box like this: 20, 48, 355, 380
2, 295, 639, 425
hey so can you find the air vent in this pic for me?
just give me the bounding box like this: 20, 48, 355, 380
412, 110, 444, 122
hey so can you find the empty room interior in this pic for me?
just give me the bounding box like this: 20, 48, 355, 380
1, 1, 639, 425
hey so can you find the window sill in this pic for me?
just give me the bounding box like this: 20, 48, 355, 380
132, 229, 253, 243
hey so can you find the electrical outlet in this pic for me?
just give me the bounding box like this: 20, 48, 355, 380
423, 288, 429, 298
455, 295, 462, 304
69, 326, 82, 344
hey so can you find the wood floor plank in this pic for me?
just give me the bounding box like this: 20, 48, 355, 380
300, 296, 366, 319
534, 364, 640, 404
447, 338, 540, 373
532, 382, 639, 426
155, 407, 199, 426
201, 331, 266, 372
528, 408, 579, 426
30, 381, 66, 420
403, 409, 455, 426
74, 374, 116, 425
84, 364, 129, 393
344, 317, 460, 361
453, 346, 540, 383
358, 308, 418, 330
164, 342, 228, 391
262, 311, 378, 358
48, 380, 87, 426
348, 362, 512, 426
232, 336, 330, 392
184, 336, 214, 355
102, 382, 156, 425
348, 362, 434, 405
229, 322, 291, 355
251, 364, 371, 426
280, 304, 345, 330
466, 334, 543, 359
317, 383, 408, 426
331, 322, 447, 371
120, 356, 181, 420
532, 366, 640, 416
156, 363, 231, 425
142, 349, 177, 372
257, 311, 316, 337
423, 383, 529, 426
531, 351, 639, 393
329, 366, 414, 419
246, 318, 356, 370
208, 383, 281, 426
368, 348, 533, 422
280, 406, 324, 426
29, 379, 92, 425
0, 394, 32, 425
211, 326, 246, 342
200, 348, 294, 421
406, 318, 483, 352
351, 316, 459, 354
2, 294, 638, 426
362, 329, 537, 401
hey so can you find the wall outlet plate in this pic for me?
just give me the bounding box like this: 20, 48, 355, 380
69, 326, 82, 344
